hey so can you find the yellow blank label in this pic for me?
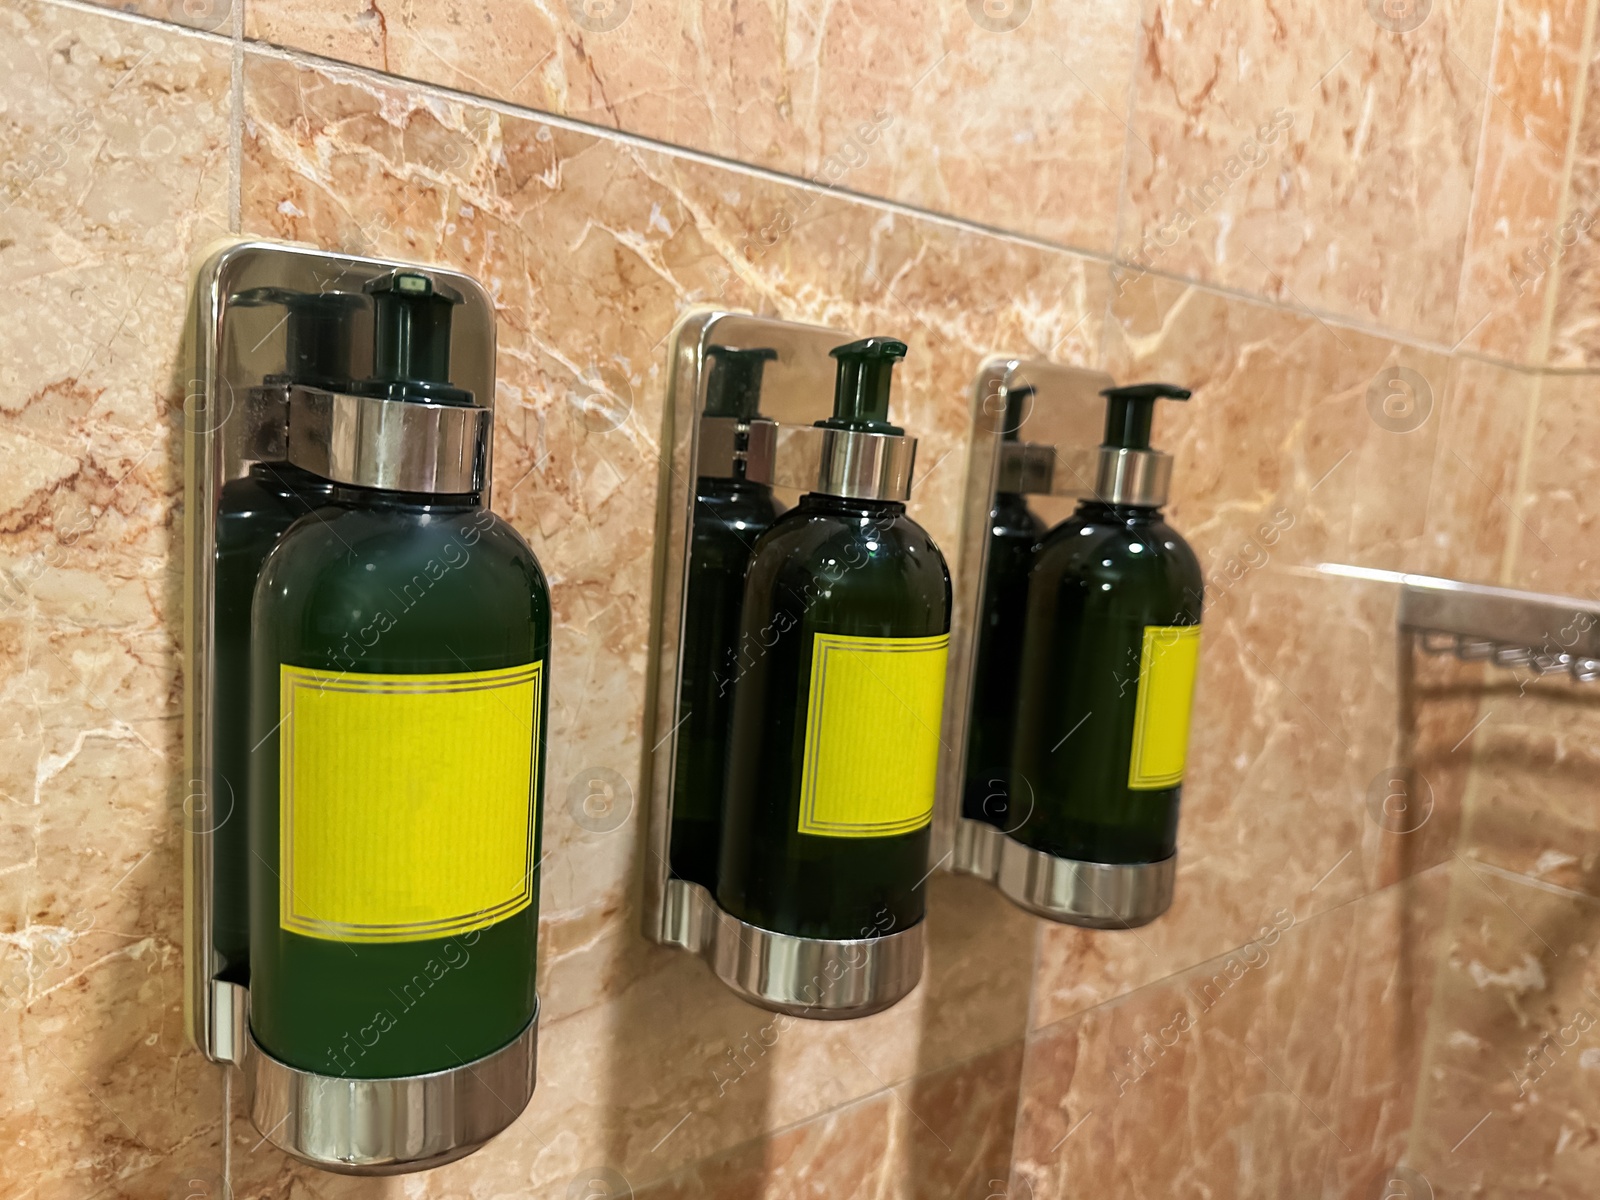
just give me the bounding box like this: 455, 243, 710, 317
280, 662, 541, 943
797, 633, 948, 838
1127, 625, 1201, 790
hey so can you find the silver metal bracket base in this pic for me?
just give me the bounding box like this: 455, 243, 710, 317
244, 1003, 539, 1175
954, 818, 1175, 928
661, 878, 923, 1019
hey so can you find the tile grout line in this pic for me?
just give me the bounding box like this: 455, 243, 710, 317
41, 0, 234, 45
1398, 855, 1487, 1169
228, 0, 243, 235
29, 0, 1600, 382
1096, 0, 1152, 373
1499, 0, 1600, 589
1002, 917, 1048, 1196
216, 1, 245, 1189
225, 13, 242, 1186
1499, 369, 1543, 588
1536, 0, 1600, 368
221, 1065, 232, 1199
1447, 0, 1507, 359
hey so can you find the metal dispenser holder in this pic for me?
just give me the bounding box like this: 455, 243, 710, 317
642, 312, 927, 1018
182, 240, 536, 1173
943, 357, 1178, 926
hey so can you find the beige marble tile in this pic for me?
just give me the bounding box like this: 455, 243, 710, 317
1024, 284, 1526, 1031
629, 1040, 1023, 1200
242, 0, 1142, 253
0, 1, 233, 1196
1462, 672, 1600, 899
1317, 865, 1452, 1199
1017, 889, 1355, 1197
1424, 358, 1541, 586
1508, 371, 1600, 594
1030, 567, 1463, 1029
1123, 0, 1495, 342
1454, 0, 1591, 364
5, 3, 1572, 1195
630, 1088, 897, 1200
1014, 866, 1450, 1200
1106, 279, 1522, 585
1549, 25, 1600, 366
78, 0, 233, 35
1407, 860, 1600, 1198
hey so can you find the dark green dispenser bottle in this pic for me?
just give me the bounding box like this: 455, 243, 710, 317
1009, 383, 1202, 869
962, 385, 1045, 831
211, 287, 360, 980
249, 271, 548, 1079
671, 346, 782, 890
718, 338, 950, 940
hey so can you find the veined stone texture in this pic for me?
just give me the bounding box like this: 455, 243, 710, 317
5, 0, 1600, 1195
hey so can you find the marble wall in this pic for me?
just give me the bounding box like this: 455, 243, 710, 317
3, 0, 1599, 1196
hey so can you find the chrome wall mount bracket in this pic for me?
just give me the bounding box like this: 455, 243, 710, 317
183, 239, 531, 1173
946, 357, 1178, 929
641, 311, 931, 1018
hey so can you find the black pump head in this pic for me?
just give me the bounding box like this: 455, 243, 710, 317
1098, 382, 1191, 451
358, 271, 472, 405
704, 346, 777, 419
823, 337, 907, 435
231, 287, 363, 391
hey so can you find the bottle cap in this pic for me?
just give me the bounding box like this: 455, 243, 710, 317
1093, 382, 1190, 506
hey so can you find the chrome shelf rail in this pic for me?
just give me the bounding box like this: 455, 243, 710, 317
1398, 573, 1600, 683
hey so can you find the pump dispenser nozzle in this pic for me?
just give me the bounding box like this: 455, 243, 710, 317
823, 337, 907, 435
1098, 382, 1191, 451
704, 346, 777, 419
231, 287, 362, 391
358, 271, 472, 406
289, 269, 489, 493
1090, 382, 1191, 508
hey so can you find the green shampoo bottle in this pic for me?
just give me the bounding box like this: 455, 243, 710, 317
718, 337, 951, 941
211, 288, 359, 981
671, 346, 782, 890
962, 385, 1045, 831
1009, 383, 1202, 872
248, 271, 549, 1079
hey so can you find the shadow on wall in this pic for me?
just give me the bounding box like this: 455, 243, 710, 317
585, 869, 1037, 1197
